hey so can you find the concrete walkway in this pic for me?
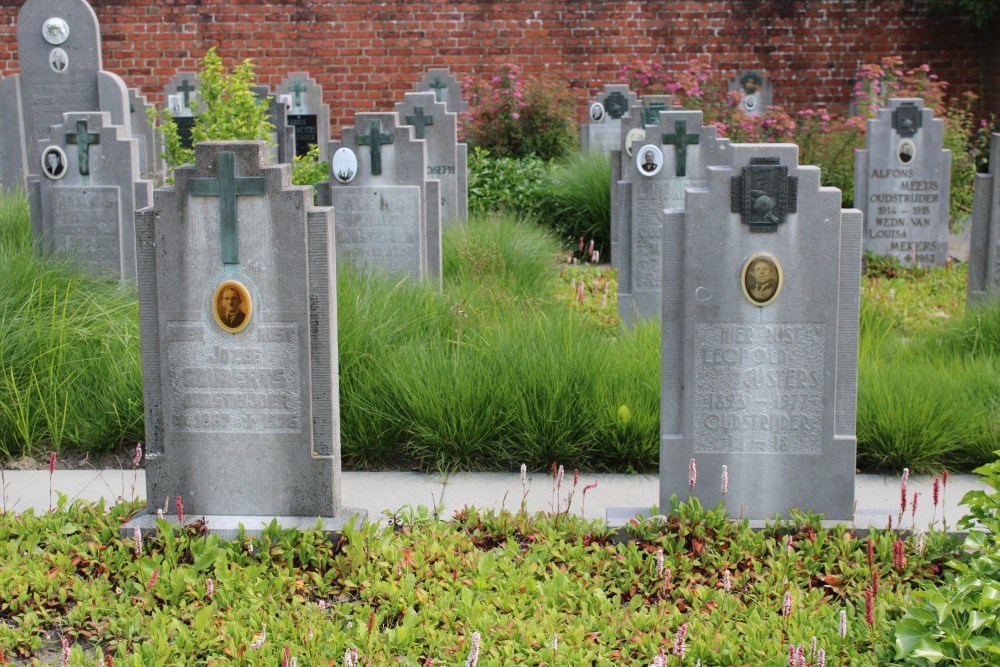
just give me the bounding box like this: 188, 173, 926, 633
0, 469, 988, 532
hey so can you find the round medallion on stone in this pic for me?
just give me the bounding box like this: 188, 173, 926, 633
743, 93, 758, 113
624, 128, 645, 157
636, 144, 663, 177
40, 145, 67, 180
213, 280, 252, 333
48, 47, 69, 73
589, 102, 605, 123
332, 147, 358, 183
897, 139, 916, 165
741, 253, 783, 307
42, 17, 70, 45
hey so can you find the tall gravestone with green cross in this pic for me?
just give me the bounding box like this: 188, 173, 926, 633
164, 73, 200, 150
129, 141, 358, 536
582, 83, 639, 155
319, 113, 442, 285
250, 84, 296, 165
617, 109, 731, 324
396, 91, 468, 225
28, 110, 151, 278
277, 72, 331, 160
0, 0, 131, 193
415, 68, 468, 116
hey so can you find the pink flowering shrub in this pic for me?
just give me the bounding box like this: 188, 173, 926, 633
464, 64, 577, 160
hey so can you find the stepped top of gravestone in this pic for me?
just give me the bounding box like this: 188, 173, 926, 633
415, 68, 467, 114
18, 0, 101, 81
590, 84, 638, 121
164, 72, 200, 114
396, 91, 452, 140
277, 72, 323, 112
333, 112, 427, 187
640, 94, 673, 126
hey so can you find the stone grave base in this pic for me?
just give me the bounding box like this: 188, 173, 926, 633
122, 508, 367, 540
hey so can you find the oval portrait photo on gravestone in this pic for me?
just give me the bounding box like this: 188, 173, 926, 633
897, 139, 916, 165
636, 144, 663, 177
589, 102, 605, 123
40, 145, 67, 180
624, 128, 645, 157
213, 280, 252, 333
332, 147, 358, 183
49, 47, 68, 73
741, 253, 783, 306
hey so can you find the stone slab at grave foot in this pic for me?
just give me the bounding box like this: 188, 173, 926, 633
611, 143, 862, 523
126, 140, 363, 537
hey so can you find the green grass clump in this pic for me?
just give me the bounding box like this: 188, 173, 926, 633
0, 494, 970, 665
541, 150, 612, 257
0, 194, 143, 459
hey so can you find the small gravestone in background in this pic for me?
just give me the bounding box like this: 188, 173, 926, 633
729, 71, 772, 116
641, 144, 861, 521
396, 91, 468, 225
640, 94, 672, 127
129, 141, 358, 536
855, 98, 951, 267
610, 106, 643, 270
0, 0, 130, 193
581, 84, 639, 155
250, 85, 295, 165
128, 87, 163, 183
164, 72, 199, 150
277, 72, 331, 160
617, 109, 731, 324
320, 113, 441, 285
415, 68, 468, 116
969, 132, 1000, 305
28, 111, 152, 279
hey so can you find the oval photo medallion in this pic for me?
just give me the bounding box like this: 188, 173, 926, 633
42, 17, 69, 45
40, 145, 67, 180
743, 93, 758, 112
897, 139, 916, 165
741, 253, 783, 307
332, 147, 358, 183
213, 280, 252, 333
624, 128, 645, 157
589, 102, 606, 123
49, 47, 68, 73
636, 144, 663, 177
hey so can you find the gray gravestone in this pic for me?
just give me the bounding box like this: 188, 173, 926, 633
250, 85, 295, 165
277, 72, 331, 160
396, 91, 467, 225
28, 111, 151, 279
729, 71, 773, 117
129, 141, 358, 535
610, 102, 648, 270
164, 72, 199, 150
855, 98, 951, 267
618, 110, 731, 325
640, 94, 672, 127
0, 0, 130, 193
968, 133, 1000, 305
581, 84, 639, 154
128, 87, 163, 183
319, 113, 442, 285
654, 143, 861, 521
415, 68, 468, 115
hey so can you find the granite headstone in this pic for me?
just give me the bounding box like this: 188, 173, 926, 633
130, 141, 356, 535
28, 111, 152, 279
581, 84, 639, 155
277, 72, 331, 160
855, 98, 951, 267
128, 87, 163, 183
250, 84, 295, 165
164, 72, 200, 150
415, 68, 468, 115
968, 132, 1000, 305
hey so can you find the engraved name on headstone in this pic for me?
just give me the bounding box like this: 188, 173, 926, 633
0, 0, 130, 192
396, 91, 468, 225
277, 72, 331, 160
28, 110, 151, 278
855, 98, 951, 267
131, 141, 356, 533
657, 144, 861, 520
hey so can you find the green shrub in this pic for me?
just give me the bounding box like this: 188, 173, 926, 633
542, 151, 612, 259
291, 142, 328, 188
464, 63, 577, 161
467, 147, 550, 219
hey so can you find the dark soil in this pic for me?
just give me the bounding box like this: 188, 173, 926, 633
1, 442, 143, 472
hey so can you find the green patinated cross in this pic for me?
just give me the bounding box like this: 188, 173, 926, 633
289, 79, 307, 107
177, 79, 196, 108
356, 120, 394, 176
65, 120, 100, 176
405, 106, 434, 139
429, 77, 448, 103
190, 152, 266, 264
661, 120, 701, 178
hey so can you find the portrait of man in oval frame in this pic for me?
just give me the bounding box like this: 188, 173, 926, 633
213, 280, 252, 333
741, 253, 783, 306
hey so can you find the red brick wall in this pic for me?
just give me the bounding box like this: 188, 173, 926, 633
0, 0, 995, 134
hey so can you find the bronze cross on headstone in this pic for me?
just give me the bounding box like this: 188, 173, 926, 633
190, 152, 267, 264
289, 79, 307, 108
356, 120, 394, 176
661, 120, 701, 178
429, 77, 448, 103
65, 120, 100, 176
405, 106, 434, 139
177, 79, 196, 109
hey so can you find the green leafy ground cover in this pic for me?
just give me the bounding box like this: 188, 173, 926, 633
0, 482, 975, 665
